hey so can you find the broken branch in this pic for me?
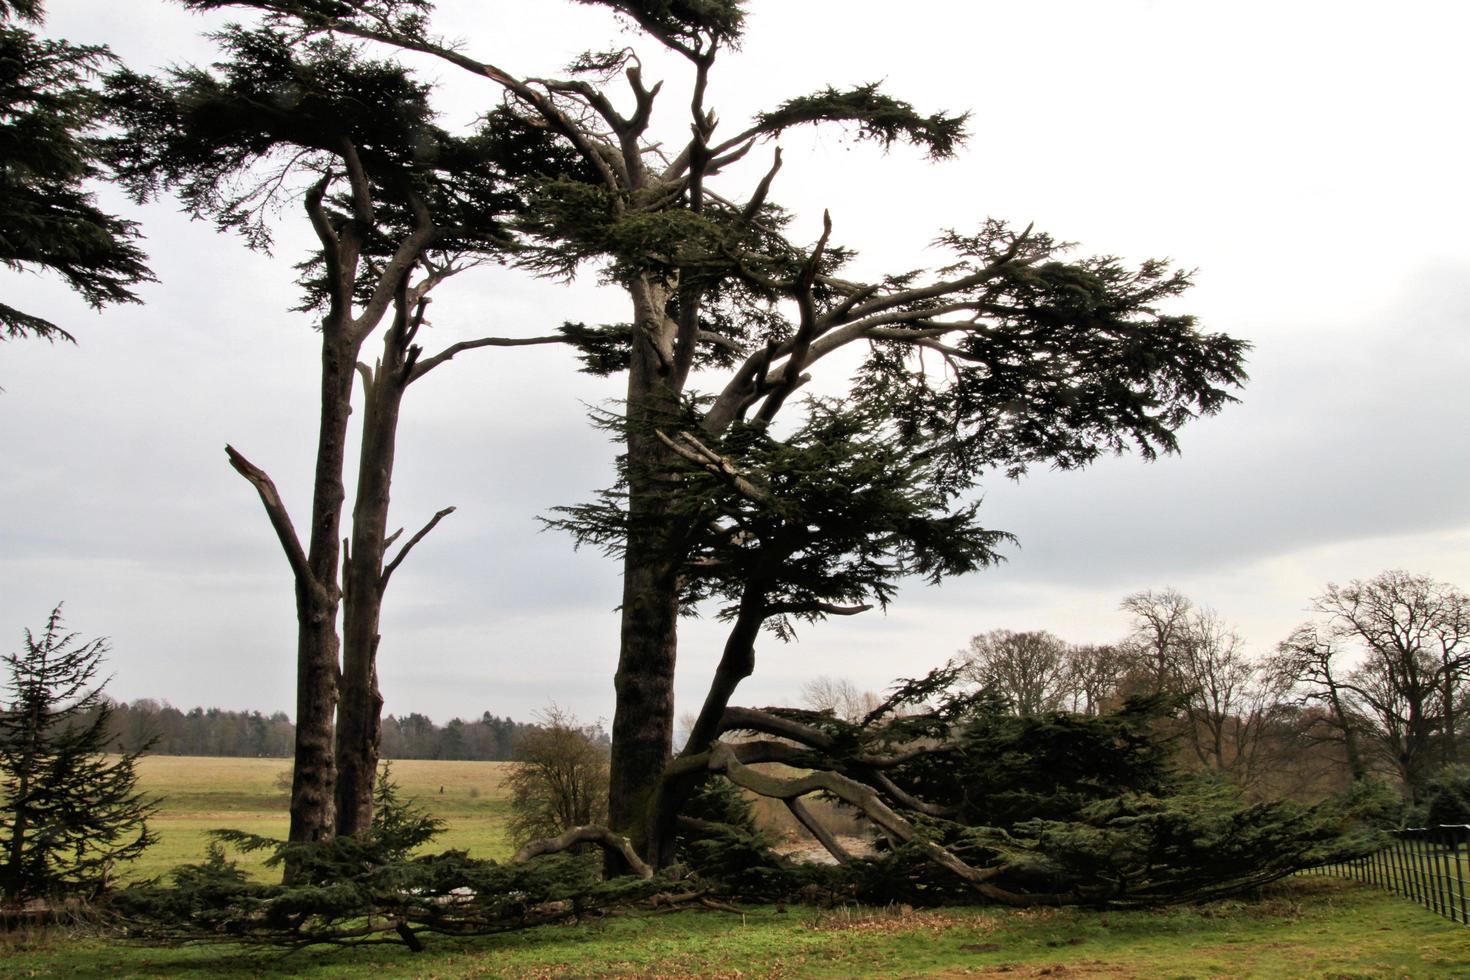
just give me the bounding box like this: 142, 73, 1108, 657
381, 506, 456, 586
225, 445, 320, 602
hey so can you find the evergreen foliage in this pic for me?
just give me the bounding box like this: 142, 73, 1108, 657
1421, 768, 1470, 827
116, 765, 656, 952
0, 606, 156, 906
698, 669, 1375, 908
105, 25, 565, 261
0, 1, 152, 341
674, 776, 799, 901
166, 0, 1252, 867
551, 396, 1012, 642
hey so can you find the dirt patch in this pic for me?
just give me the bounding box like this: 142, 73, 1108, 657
805, 904, 990, 936
935, 962, 1138, 978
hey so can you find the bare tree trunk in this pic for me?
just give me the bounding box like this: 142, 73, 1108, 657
334, 296, 466, 838
226, 327, 358, 865
289, 336, 357, 849
290, 580, 341, 849
1326, 683, 1367, 783
334, 351, 405, 839
1443, 675, 1458, 770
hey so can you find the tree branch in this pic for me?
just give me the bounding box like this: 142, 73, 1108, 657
409, 334, 571, 383
706, 741, 1016, 897
381, 506, 456, 587
510, 825, 653, 878
785, 797, 854, 864
353, 189, 435, 343
655, 429, 769, 504
224, 444, 319, 600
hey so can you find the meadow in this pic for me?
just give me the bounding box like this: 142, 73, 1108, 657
7, 756, 1470, 978
127, 755, 517, 880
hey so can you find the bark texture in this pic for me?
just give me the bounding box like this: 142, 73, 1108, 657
608, 297, 685, 860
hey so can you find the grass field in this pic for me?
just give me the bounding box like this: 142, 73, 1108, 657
129, 755, 517, 880
6, 877, 1470, 977
6, 756, 1470, 977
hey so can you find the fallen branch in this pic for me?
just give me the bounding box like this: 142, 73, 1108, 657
704, 741, 1025, 903
510, 825, 653, 879
786, 797, 854, 865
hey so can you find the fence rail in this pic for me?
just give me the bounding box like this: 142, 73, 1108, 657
1311, 824, 1470, 926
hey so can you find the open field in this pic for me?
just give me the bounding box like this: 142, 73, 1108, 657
7, 756, 1469, 976
6, 877, 1470, 977
129, 756, 517, 880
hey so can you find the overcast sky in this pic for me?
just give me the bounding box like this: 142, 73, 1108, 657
3, 0, 1468, 726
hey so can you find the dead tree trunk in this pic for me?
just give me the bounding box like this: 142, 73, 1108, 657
226, 323, 358, 853
334, 310, 410, 839
334, 288, 567, 837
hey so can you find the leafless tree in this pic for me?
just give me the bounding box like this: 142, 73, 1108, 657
961, 630, 1072, 715
506, 707, 610, 847
1062, 643, 1131, 715
799, 676, 881, 723
1271, 624, 1371, 783
1275, 571, 1470, 798
1174, 609, 1287, 786
1120, 588, 1194, 695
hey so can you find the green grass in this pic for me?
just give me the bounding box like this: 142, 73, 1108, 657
128, 756, 516, 881
5, 877, 1469, 977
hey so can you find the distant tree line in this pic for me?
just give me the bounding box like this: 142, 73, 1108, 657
899, 571, 1470, 806
102, 700, 581, 762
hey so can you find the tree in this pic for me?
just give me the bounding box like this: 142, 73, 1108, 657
108, 27, 575, 846
506, 707, 610, 846
799, 676, 880, 723
961, 630, 1072, 715
1121, 593, 1292, 787
1061, 643, 1130, 716
0, 606, 156, 906
1170, 608, 1287, 787
1277, 571, 1470, 799
1120, 588, 1195, 695
651, 668, 1365, 906
0, 0, 152, 341
1272, 624, 1371, 783
190, 0, 1248, 864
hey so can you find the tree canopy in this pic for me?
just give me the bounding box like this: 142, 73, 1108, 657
168, 0, 1250, 865
0, 1, 152, 341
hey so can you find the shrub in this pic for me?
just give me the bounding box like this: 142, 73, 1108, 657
506, 707, 609, 846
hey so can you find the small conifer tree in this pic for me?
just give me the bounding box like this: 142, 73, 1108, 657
0, 605, 156, 906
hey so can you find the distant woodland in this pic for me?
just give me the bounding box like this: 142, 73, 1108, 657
102, 700, 559, 761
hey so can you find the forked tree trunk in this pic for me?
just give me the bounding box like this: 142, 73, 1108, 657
334, 295, 439, 838
647, 595, 765, 867
288, 333, 359, 851
334, 355, 405, 839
